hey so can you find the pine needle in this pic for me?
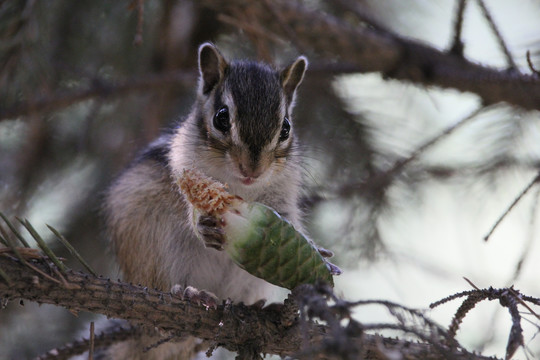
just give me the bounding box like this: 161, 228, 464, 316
0, 226, 9, 247
1, 226, 24, 262
17, 218, 67, 274
0, 211, 30, 248
484, 172, 540, 241
47, 224, 96, 276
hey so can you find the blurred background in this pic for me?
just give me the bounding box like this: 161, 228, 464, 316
1, 0, 540, 358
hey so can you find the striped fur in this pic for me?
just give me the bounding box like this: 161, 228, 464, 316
103, 43, 307, 359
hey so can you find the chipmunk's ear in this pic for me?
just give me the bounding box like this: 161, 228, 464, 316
280, 56, 308, 104
198, 43, 228, 95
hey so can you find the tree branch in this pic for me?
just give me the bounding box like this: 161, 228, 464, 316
0, 70, 196, 122
204, 0, 540, 112
4, 1, 539, 124
0, 252, 500, 360
36, 325, 139, 360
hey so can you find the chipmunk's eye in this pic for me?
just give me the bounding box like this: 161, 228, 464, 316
213, 106, 230, 133
279, 117, 291, 142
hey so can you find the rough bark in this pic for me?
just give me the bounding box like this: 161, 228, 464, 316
0, 253, 500, 360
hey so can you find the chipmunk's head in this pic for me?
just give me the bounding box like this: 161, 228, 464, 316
194, 43, 307, 189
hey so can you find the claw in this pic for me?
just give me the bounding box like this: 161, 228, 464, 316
171, 284, 184, 297
183, 286, 219, 310
317, 246, 334, 258
250, 299, 267, 309
198, 215, 217, 227
326, 261, 342, 276
262, 302, 285, 313
197, 215, 226, 250
202, 235, 225, 250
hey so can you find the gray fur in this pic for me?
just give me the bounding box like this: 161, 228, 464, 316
104, 43, 308, 359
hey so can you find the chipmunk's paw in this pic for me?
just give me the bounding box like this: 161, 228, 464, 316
249, 298, 267, 309
197, 215, 226, 250
171, 284, 219, 310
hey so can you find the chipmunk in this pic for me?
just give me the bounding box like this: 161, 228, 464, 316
103, 43, 315, 359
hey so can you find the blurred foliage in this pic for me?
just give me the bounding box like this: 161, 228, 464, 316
1, 0, 540, 358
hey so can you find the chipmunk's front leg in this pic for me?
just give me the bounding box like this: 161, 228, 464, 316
185, 203, 226, 250
196, 214, 225, 250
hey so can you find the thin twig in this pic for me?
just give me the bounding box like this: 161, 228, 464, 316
88, 322, 95, 360
429, 290, 477, 308
27, 262, 63, 284
396, 106, 486, 170
484, 171, 540, 241
503, 291, 524, 360
476, 0, 517, 70
429, 284, 540, 359
338, 105, 488, 197
449, 0, 467, 56
34, 325, 140, 360
448, 293, 488, 339
526, 50, 540, 76
0, 247, 41, 258
508, 186, 540, 284
143, 334, 175, 353
51, 265, 73, 289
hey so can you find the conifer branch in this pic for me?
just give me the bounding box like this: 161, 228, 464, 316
205, 0, 540, 111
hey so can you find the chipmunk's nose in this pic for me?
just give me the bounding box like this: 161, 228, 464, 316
238, 162, 262, 179
231, 147, 268, 184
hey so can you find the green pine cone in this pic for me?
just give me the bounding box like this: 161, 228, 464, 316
222, 202, 334, 289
